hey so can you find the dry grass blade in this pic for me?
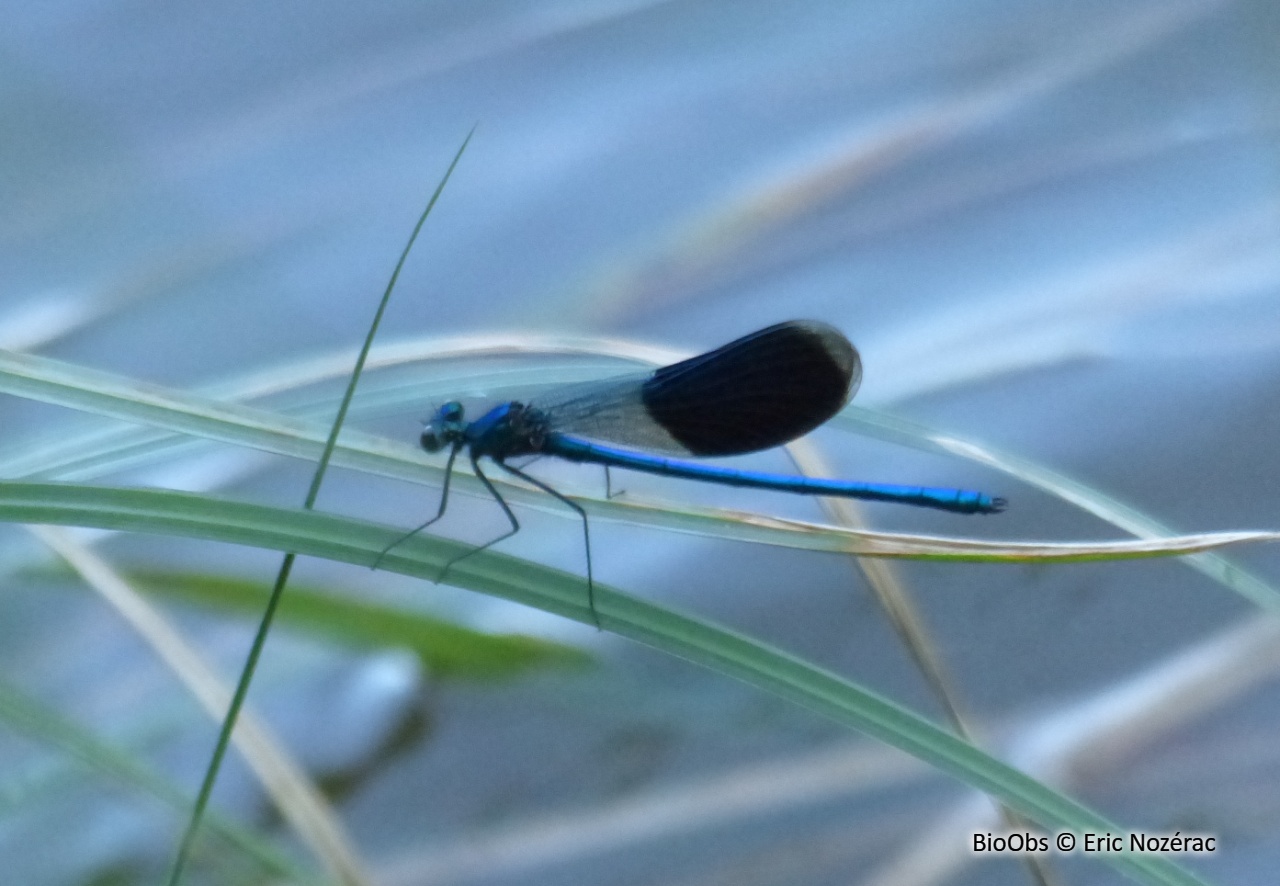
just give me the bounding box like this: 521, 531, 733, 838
32, 525, 370, 885
861, 614, 1280, 886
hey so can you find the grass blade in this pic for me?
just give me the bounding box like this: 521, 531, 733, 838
0, 481, 1215, 886
165, 130, 475, 886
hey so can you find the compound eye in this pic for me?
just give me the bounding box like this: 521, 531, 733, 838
439, 401, 464, 421
420, 428, 444, 452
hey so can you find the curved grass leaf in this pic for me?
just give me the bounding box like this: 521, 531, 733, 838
0, 481, 1212, 886
0, 347, 1273, 570
118, 568, 590, 679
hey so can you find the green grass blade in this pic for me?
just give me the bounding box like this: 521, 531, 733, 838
120, 568, 589, 678
838, 406, 1280, 610
165, 132, 475, 886
0, 481, 1212, 886
0, 345, 1273, 565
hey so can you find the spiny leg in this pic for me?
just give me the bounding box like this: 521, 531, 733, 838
435, 454, 522, 584
373, 442, 460, 569
496, 461, 597, 629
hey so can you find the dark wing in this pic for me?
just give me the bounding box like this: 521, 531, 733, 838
535, 321, 860, 457
641, 320, 859, 455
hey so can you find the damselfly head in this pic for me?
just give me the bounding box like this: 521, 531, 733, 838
421, 401, 466, 452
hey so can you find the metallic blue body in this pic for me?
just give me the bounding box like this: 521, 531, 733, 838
541, 432, 1001, 514
395, 321, 1005, 626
